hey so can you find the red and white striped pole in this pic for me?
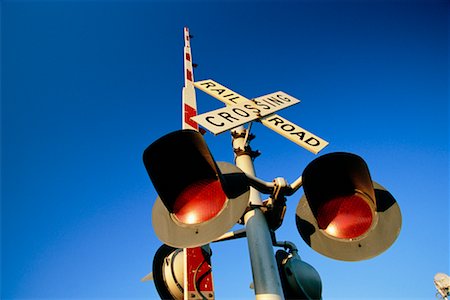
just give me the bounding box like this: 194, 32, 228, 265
182, 27, 199, 131
182, 27, 215, 300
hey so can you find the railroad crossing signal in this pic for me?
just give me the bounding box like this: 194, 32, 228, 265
143, 27, 403, 300
144, 130, 402, 257
143, 130, 402, 298
143, 129, 250, 249
143, 128, 402, 299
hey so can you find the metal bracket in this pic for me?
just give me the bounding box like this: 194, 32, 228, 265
262, 196, 287, 231
274, 240, 299, 255
245, 173, 303, 197
272, 177, 289, 200
234, 146, 261, 159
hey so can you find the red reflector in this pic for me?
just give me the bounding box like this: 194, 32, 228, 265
316, 194, 373, 239
173, 179, 227, 225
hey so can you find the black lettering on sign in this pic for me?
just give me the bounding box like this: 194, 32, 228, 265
218, 112, 239, 123
262, 99, 277, 107
227, 96, 240, 104
206, 116, 224, 127
254, 100, 271, 110
211, 88, 226, 95
276, 94, 291, 102
232, 108, 250, 118
305, 137, 320, 146
265, 96, 285, 106
290, 131, 306, 140
243, 104, 261, 115
222, 93, 241, 104
267, 116, 283, 125
281, 124, 295, 132
200, 81, 216, 89
267, 116, 313, 144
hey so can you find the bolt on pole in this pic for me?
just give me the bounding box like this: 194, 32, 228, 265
232, 126, 285, 300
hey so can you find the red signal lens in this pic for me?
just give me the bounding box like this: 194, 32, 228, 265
316, 194, 374, 239
172, 178, 227, 225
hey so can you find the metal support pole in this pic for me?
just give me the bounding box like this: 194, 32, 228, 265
232, 126, 285, 300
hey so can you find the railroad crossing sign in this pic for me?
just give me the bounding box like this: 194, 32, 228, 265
193, 79, 329, 154
191, 91, 300, 135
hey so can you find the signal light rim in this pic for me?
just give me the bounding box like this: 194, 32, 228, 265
296, 181, 402, 261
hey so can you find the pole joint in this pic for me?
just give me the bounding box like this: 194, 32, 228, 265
234, 146, 261, 159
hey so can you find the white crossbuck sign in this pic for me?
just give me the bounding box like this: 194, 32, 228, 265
192, 79, 329, 154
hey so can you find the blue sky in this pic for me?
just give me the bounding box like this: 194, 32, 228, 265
1, 0, 448, 299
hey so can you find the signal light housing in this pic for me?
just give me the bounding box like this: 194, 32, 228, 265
276, 250, 322, 299
151, 245, 214, 300
152, 244, 184, 300
143, 130, 250, 248
296, 152, 402, 261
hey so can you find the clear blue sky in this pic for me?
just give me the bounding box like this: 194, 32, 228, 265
1, 0, 448, 299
